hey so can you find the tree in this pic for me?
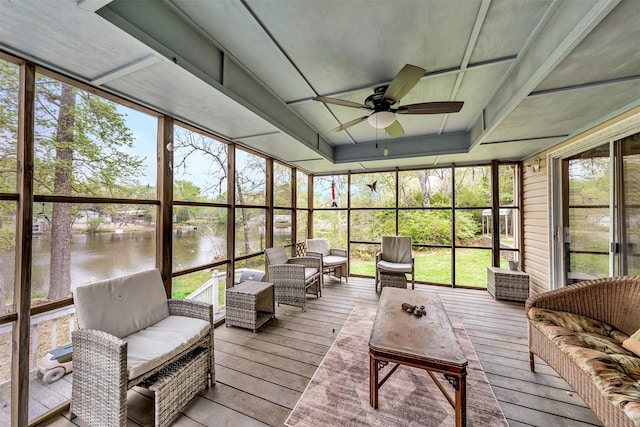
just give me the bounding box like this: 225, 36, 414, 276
173, 128, 227, 202
235, 152, 266, 263
0, 60, 20, 314
31, 76, 144, 301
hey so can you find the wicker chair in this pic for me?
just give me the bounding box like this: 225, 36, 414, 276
306, 238, 348, 284
265, 246, 321, 311
71, 269, 214, 427
375, 236, 415, 292
526, 276, 640, 427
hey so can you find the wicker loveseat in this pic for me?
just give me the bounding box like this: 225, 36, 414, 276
526, 276, 640, 427
71, 268, 214, 427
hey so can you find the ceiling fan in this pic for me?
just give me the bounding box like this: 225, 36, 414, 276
313, 64, 464, 138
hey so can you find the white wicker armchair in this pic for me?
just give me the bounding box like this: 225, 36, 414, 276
70, 269, 214, 427
306, 238, 348, 283
265, 246, 321, 311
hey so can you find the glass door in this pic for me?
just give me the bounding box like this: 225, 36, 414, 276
562, 144, 611, 284
620, 133, 640, 275
559, 132, 640, 285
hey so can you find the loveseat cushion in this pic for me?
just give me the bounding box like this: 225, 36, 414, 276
529, 308, 640, 424
586, 354, 640, 425
125, 315, 210, 379
73, 269, 169, 338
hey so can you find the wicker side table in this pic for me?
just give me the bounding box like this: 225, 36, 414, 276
139, 346, 209, 427
226, 280, 275, 332
377, 272, 408, 294
487, 267, 530, 302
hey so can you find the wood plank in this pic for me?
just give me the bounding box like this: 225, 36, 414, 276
199, 383, 288, 426
214, 341, 317, 378
215, 330, 325, 365
492, 381, 601, 422
215, 365, 300, 409
215, 326, 330, 356
215, 352, 309, 393
485, 373, 590, 408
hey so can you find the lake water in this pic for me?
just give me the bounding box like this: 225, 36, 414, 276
0, 230, 225, 299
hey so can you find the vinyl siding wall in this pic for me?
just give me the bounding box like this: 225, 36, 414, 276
522, 106, 640, 296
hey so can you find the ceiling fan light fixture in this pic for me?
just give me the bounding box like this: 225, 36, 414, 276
367, 111, 396, 128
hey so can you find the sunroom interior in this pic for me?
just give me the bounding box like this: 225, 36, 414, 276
1, 1, 640, 426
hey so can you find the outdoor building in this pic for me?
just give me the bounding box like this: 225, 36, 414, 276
0, 1, 639, 426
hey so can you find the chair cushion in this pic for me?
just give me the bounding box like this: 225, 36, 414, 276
265, 246, 289, 265
307, 238, 330, 256
381, 236, 412, 263
125, 315, 210, 380
304, 267, 319, 280
73, 269, 169, 338
377, 260, 413, 273
323, 255, 347, 267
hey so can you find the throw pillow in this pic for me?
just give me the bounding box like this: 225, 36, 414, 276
622, 329, 640, 356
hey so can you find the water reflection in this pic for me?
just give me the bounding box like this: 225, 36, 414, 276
1, 230, 225, 299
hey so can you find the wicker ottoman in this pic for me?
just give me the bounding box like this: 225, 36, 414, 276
139, 346, 209, 427
487, 266, 529, 302
226, 280, 275, 332
377, 272, 407, 294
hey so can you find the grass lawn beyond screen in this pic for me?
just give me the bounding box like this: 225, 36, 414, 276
350, 248, 491, 288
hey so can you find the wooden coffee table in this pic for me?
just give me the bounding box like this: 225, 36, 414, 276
369, 288, 468, 427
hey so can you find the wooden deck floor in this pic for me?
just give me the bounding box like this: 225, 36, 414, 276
41, 277, 603, 427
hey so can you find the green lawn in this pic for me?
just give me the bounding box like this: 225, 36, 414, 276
172, 246, 493, 304
172, 270, 226, 306
350, 248, 491, 288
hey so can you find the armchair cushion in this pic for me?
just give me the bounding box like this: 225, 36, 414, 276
323, 255, 347, 267
304, 267, 319, 281
265, 246, 289, 266
125, 315, 210, 379
306, 238, 330, 256
73, 269, 169, 339
381, 236, 412, 264
377, 260, 413, 273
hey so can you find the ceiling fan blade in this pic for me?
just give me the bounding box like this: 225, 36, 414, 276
396, 101, 464, 114
382, 64, 426, 103
385, 120, 404, 138
331, 116, 369, 132
313, 96, 371, 110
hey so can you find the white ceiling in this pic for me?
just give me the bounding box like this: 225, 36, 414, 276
1, 0, 639, 174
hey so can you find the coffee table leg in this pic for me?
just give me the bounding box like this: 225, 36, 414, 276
369, 353, 378, 408
455, 374, 467, 427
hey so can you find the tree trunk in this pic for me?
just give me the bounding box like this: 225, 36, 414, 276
235, 170, 252, 268
417, 170, 431, 208
48, 84, 75, 301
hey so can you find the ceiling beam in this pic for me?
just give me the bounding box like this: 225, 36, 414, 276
91, 54, 162, 86
469, 0, 621, 150
334, 132, 469, 164
97, 0, 332, 161
77, 0, 113, 12
439, 0, 492, 134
